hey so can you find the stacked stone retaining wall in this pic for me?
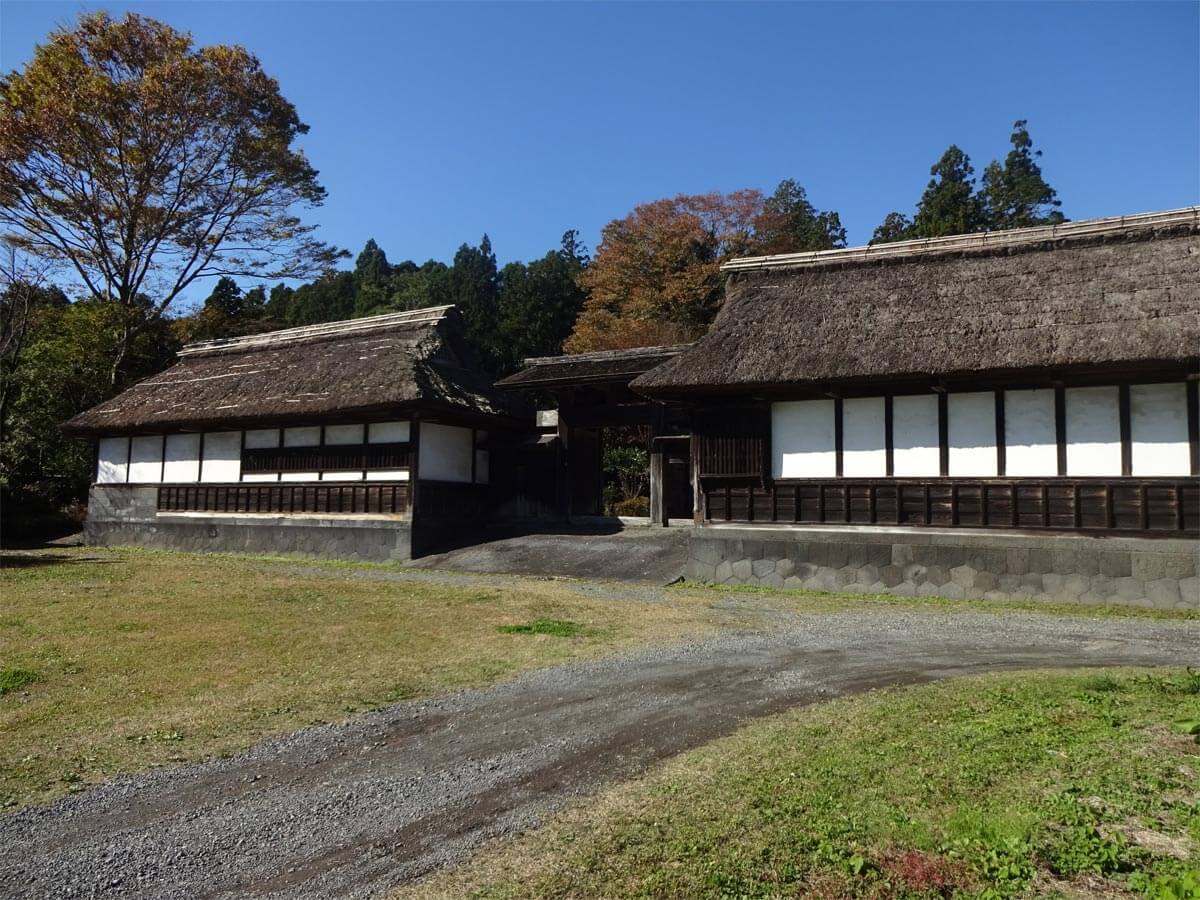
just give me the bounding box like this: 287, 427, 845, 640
686, 525, 1198, 612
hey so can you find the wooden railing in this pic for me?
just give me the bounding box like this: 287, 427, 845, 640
701, 477, 1199, 535
158, 482, 410, 516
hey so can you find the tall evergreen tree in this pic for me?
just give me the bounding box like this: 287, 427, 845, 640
909, 145, 984, 238
496, 230, 589, 372
980, 120, 1065, 230
450, 235, 500, 369
870, 211, 913, 244
353, 238, 392, 315
753, 180, 847, 254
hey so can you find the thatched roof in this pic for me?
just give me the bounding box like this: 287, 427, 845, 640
495, 344, 693, 390
63, 306, 522, 436
634, 208, 1200, 397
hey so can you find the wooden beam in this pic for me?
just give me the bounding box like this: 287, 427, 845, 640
994, 391, 1006, 477
937, 393, 949, 477
884, 395, 894, 477
1188, 380, 1199, 477
1054, 384, 1067, 476
1119, 384, 1132, 477
834, 397, 844, 478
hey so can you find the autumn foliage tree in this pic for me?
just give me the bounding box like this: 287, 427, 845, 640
0, 12, 343, 381
567, 183, 843, 352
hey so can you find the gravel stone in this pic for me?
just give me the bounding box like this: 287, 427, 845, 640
0, 599, 1194, 900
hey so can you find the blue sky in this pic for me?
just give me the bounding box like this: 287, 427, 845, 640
3, 0, 1198, 280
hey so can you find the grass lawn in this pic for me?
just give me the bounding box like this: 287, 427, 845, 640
1, 547, 1193, 816
0, 547, 739, 809
407, 670, 1200, 899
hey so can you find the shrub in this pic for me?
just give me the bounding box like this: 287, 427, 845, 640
614, 496, 650, 517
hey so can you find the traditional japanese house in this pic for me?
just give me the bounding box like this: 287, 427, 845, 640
62, 306, 526, 561
628, 207, 1200, 608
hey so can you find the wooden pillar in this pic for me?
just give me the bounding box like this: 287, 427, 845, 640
556, 407, 571, 522
648, 436, 665, 527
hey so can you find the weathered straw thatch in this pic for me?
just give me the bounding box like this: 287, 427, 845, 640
634, 208, 1200, 397
63, 306, 520, 435
495, 344, 693, 390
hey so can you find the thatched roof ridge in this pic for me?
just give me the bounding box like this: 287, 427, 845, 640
64, 306, 523, 435
496, 343, 694, 389
176, 306, 453, 358
722, 206, 1200, 273
635, 213, 1200, 397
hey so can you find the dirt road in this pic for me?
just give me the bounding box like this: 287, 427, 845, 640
1, 606, 1195, 899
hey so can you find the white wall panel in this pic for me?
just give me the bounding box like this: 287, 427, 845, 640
892, 394, 940, 476
163, 434, 201, 482
279, 471, 320, 482
1131, 382, 1190, 476
325, 424, 365, 445
283, 426, 321, 447
128, 435, 165, 483
1066, 386, 1121, 476
771, 400, 835, 478
241, 472, 278, 483
1004, 389, 1057, 476
321, 470, 364, 481
244, 429, 280, 449
948, 392, 997, 476
841, 397, 886, 477
96, 437, 129, 484
419, 423, 473, 482
200, 431, 241, 482
365, 469, 409, 481
368, 421, 410, 443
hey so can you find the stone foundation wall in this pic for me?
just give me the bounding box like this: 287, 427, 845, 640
686, 525, 1199, 611
85, 485, 412, 563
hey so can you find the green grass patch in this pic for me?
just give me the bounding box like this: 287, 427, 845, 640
497, 619, 586, 637
0, 547, 732, 809
0, 668, 39, 696
406, 669, 1200, 900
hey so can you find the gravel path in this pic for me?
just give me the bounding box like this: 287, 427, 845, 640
2, 608, 1196, 900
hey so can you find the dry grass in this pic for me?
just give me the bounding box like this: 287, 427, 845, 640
0, 548, 736, 809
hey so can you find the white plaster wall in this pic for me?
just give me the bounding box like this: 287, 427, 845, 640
163, 434, 201, 482
892, 394, 940, 476
771, 400, 836, 478
279, 471, 320, 482
842, 397, 886, 477
1131, 382, 1190, 476
283, 426, 321, 447
325, 424, 365, 445
365, 469, 410, 481
1066, 386, 1121, 476
1004, 389, 1057, 476
368, 421, 410, 443
419, 423, 474, 482
948, 392, 997, 476
244, 429, 280, 449
128, 435, 164, 483
241, 472, 279, 483
97, 437, 129, 484
200, 431, 242, 482
321, 470, 364, 481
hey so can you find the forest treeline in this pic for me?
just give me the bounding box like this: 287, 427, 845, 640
0, 12, 1066, 528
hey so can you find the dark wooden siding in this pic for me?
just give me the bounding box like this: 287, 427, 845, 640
702, 477, 1199, 535
158, 482, 410, 516
241, 442, 411, 474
